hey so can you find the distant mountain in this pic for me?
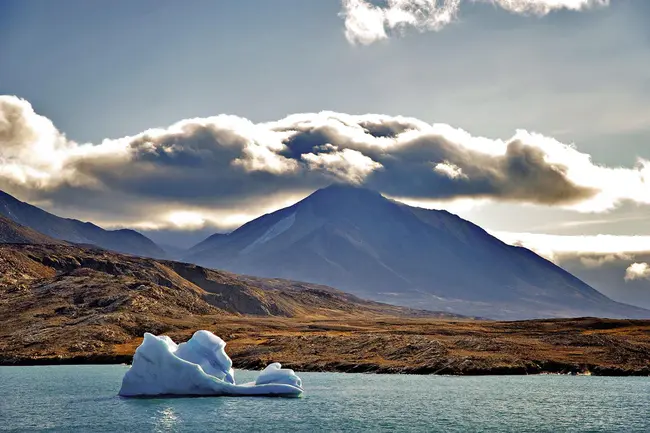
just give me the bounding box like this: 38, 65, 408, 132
0, 190, 165, 258
186, 232, 228, 256
140, 227, 223, 252
185, 184, 650, 320
0, 215, 64, 245
561, 253, 650, 310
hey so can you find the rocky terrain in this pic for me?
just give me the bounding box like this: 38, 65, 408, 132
1, 243, 648, 375
0, 243, 449, 361
175, 317, 649, 376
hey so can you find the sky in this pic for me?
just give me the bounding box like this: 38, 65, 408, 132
1, 0, 650, 298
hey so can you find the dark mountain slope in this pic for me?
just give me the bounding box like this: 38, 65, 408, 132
0, 190, 165, 257
185, 185, 650, 320
0, 215, 65, 244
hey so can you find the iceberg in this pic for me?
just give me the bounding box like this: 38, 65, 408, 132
119, 330, 303, 397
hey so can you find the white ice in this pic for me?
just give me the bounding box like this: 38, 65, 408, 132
119, 330, 303, 397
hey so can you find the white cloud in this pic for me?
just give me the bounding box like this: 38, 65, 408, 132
625, 262, 650, 281
433, 161, 467, 179
340, 0, 610, 45
301, 146, 383, 184
340, 0, 460, 45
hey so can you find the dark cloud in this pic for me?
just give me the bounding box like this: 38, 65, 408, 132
358, 118, 422, 138
270, 118, 595, 204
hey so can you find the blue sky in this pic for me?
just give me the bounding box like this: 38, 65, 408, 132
3, 0, 649, 156
1, 0, 650, 257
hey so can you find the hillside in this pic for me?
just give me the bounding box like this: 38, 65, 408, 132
0, 243, 451, 363
0, 190, 165, 257
0, 216, 65, 245
185, 185, 650, 320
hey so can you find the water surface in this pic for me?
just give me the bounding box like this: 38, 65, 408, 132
0, 365, 647, 432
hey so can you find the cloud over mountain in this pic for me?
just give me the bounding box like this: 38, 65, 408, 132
340, 0, 610, 45
0, 94, 648, 229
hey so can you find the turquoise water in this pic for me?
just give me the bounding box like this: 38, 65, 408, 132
0, 366, 648, 432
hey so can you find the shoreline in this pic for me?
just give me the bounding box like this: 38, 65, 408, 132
4, 314, 649, 378
2, 355, 648, 377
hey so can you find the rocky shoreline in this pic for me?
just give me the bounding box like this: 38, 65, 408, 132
2, 354, 649, 376
3, 316, 649, 377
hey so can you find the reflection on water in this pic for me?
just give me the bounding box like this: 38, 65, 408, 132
153, 406, 179, 433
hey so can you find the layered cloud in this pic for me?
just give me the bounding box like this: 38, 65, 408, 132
1, 94, 649, 230
340, 0, 610, 44
494, 232, 650, 261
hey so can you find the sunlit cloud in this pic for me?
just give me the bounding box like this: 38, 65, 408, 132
433, 161, 467, 180
167, 211, 207, 230
494, 231, 650, 262
625, 262, 650, 281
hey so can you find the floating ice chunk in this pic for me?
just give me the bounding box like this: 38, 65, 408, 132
255, 363, 302, 388
119, 331, 303, 397
175, 331, 235, 384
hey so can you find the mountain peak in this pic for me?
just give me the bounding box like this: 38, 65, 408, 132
322, 182, 378, 193
291, 184, 392, 221
302, 183, 384, 205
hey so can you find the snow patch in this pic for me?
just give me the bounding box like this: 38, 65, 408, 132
241, 212, 295, 254
119, 330, 303, 397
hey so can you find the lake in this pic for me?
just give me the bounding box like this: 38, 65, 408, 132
0, 365, 648, 432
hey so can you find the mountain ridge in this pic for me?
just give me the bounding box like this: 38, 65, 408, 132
185, 184, 650, 320
0, 190, 165, 258
2, 185, 648, 320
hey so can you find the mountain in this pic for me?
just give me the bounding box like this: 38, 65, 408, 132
185, 184, 650, 320
0, 215, 65, 245
187, 232, 228, 256
0, 190, 165, 258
